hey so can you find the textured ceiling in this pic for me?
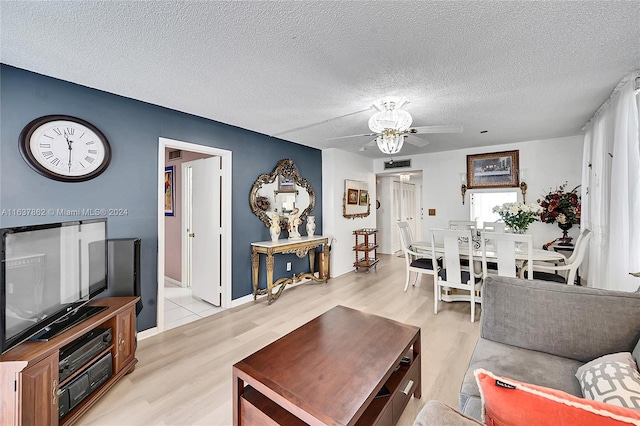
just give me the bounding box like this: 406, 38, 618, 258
1, 1, 639, 159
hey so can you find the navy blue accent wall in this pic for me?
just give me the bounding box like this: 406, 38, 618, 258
0, 65, 322, 333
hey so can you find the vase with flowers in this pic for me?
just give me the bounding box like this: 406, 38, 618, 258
492, 202, 543, 234
256, 195, 270, 211
537, 183, 581, 244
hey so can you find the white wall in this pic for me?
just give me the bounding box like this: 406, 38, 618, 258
322, 149, 376, 277
373, 135, 584, 250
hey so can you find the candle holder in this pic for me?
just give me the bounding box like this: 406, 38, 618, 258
520, 181, 528, 203
459, 173, 467, 205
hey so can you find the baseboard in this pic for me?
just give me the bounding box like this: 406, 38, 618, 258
230, 274, 333, 307
164, 276, 182, 287
231, 294, 255, 307
137, 327, 158, 341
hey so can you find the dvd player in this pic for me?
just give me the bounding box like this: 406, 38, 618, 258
59, 328, 112, 382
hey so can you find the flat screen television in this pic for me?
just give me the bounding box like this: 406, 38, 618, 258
0, 218, 108, 354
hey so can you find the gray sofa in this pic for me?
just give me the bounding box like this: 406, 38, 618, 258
415, 275, 640, 424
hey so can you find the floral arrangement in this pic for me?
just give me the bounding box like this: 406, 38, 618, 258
256, 195, 270, 211
537, 183, 581, 225
492, 202, 543, 233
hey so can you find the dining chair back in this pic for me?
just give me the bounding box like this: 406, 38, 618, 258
431, 228, 482, 322
480, 231, 533, 280
482, 222, 506, 233
397, 222, 438, 292
528, 229, 592, 285
560, 228, 589, 265
448, 220, 478, 230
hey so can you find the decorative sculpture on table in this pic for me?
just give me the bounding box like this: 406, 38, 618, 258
306, 216, 316, 236
269, 214, 281, 242
288, 208, 302, 240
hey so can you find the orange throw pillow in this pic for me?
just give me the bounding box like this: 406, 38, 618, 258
474, 369, 640, 426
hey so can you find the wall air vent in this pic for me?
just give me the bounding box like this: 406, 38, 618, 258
383, 159, 411, 169
168, 149, 182, 160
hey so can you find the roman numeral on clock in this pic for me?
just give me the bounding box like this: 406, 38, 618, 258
51, 158, 60, 166
42, 151, 54, 159
85, 156, 95, 164
39, 143, 51, 148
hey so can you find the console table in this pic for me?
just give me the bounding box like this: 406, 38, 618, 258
233, 305, 421, 425
251, 236, 329, 304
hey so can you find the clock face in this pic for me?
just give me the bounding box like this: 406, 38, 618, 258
19, 115, 111, 182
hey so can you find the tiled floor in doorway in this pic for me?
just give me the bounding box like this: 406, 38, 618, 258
164, 280, 224, 330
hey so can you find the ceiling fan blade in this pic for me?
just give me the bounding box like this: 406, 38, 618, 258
407, 125, 463, 134
272, 107, 372, 137
406, 137, 430, 147
326, 132, 378, 141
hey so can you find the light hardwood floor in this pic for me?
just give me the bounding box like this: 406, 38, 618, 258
78, 253, 481, 426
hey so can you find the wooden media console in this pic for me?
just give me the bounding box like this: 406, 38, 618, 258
0, 297, 138, 426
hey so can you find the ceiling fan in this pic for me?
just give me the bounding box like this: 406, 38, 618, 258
327, 98, 463, 154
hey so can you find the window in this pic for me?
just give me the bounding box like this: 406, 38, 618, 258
470, 191, 518, 223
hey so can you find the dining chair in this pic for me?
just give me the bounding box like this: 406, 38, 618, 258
480, 231, 533, 280
397, 222, 439, 292
482, 222, 506, 233
525, 229, 592, 284
448, 220, 478, 230
431, 228, 483, 322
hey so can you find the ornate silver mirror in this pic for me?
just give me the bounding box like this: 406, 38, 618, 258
250, 159, 315, 230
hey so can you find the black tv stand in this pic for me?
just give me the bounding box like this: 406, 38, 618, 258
31, 306, 108, 342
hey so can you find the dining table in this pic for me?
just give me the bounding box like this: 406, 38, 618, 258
410, 240, 567, 303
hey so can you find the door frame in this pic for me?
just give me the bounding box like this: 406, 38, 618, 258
156, 137, 232, 334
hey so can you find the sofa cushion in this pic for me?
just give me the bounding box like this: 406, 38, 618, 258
575, 353, 640, 409
481, 276, 640, 362
475, 369, 640, 426
576, 352, 638, 378
460, 338, 584, 418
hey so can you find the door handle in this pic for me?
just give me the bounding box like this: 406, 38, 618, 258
189, 232, 195, 238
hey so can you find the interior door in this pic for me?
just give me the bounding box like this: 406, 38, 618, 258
186, 157, 222, 306
392, 181, 417, 252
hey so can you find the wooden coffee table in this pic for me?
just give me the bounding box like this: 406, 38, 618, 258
232, 305, 421, 425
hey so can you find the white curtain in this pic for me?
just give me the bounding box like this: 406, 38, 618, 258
582, 71, 640, 292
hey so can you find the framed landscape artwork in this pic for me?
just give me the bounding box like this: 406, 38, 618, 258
467, 150, 519, 188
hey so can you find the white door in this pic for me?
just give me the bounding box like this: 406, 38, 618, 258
184, 157, 222, 306
392, 181, 417, 251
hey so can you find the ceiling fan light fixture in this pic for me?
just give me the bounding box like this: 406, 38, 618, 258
368, 99, 412, 133
376, 131, 405, 155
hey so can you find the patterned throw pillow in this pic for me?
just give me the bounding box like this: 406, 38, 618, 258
575, 353, 640, 409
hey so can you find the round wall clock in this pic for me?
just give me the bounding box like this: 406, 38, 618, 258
19, 115, 111, 182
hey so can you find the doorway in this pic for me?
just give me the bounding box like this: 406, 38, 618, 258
375, 172, 423, 255
157, 138, 232, 334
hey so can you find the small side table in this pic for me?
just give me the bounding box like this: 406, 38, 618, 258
353, 228, 379, 272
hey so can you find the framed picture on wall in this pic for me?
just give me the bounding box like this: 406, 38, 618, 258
359, 190, 369, 206
347, 188, 359, 205
467, 150, 519, 188
165, 166, 175, 216
278, 175, 296, 192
